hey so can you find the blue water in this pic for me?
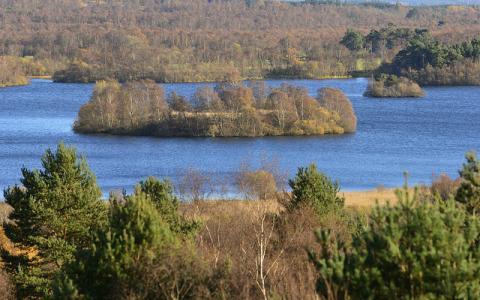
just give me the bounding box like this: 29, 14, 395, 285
0, 78, 479, 196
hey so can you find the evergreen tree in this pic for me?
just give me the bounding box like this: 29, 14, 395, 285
54, 193, 177, 299
340, 29, 365, 52
456, 152, 480, 214
310, 184, 480, 299
2, 143, 107, 298
135, 177, 199, 236
287, 164, 344, 216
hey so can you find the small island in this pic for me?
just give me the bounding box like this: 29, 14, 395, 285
74, 80, 357, 137
0, 56, 29, 88
340, 26, 480, 98
364, 75, 424, 98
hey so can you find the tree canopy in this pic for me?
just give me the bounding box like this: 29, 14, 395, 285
2, 143, 107, 298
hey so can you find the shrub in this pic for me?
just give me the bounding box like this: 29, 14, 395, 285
54, 193, 177, 299
55, 190, 231, 299
236, 169, 277, 200
310, 186, 480, 299
286, 164, 344, 216
431, 173, 461, 201
178, 168, 213, 202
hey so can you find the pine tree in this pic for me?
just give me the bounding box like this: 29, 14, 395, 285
310, 183, 480, 299
135, 177, 199, 236
287, 164, 344, 216
2, 143, 107, 298
54, 192, 177, 299
456, 152, 480, 214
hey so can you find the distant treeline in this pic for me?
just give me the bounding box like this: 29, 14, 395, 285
0, 56, 28, 88
1, 1, 480, 83
74, 80, 357, 137
342, 26, 480, 90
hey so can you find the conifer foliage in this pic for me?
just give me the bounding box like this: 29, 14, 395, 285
456, 152, 480, 214
54, 193, 177, 299
2, 143, 107, 298
135, 177, 200, 236
310, 184, 480, 299
287, 164, 344, 216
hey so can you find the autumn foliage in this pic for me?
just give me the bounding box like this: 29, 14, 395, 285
74, 80, 357, 137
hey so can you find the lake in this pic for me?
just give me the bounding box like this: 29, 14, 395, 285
0, 78, 479, 196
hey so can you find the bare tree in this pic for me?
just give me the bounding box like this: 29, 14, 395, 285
178, 168, 213, 202
245, 204, 285, 300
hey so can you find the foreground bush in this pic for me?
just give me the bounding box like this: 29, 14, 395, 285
365, 74, 424, 98
236, 168, 277, 200
431, 173, 461, 201
310, 186, 480, 299
286, 164, 344, 217
456, 152, 480, 214
2, 143, 107, 298
134, 176, 200, 237
55, 189, 229, 299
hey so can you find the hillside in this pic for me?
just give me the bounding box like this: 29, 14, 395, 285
1, 0, 480, 82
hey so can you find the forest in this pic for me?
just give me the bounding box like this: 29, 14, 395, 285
73, 80, 357, 137
1, 143, 480, 299
1, 1, 480, 84
0, 56, 29, 88
341, 26, 480, 91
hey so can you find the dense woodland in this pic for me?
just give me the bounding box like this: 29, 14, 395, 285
1, 1, 480, 83
1, 144, 480, 299
341, 26, 480, 90
0, 56, 28, 87
74, 80, 357, 137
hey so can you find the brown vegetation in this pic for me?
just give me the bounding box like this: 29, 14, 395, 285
365, 75, 424, 98
1, 1, 480, 82
403, 60, 480, 86
0, 56, 28, 88
0, 204, 15, 300
430, 173, 461, 201
317, 87, 357, 132
74, 80, 357, 137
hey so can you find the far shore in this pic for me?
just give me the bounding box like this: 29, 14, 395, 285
28, 75, 52, 79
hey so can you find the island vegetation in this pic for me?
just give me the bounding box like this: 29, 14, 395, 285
1, 1, 480, 83
1, 143, 480, 299
365, 74, 424, 98
73, 80, 357, 137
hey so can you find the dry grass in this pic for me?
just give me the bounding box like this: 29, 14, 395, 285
181, 188, 397, 219
342, 188, 398, 207
181, 199, 281, 222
